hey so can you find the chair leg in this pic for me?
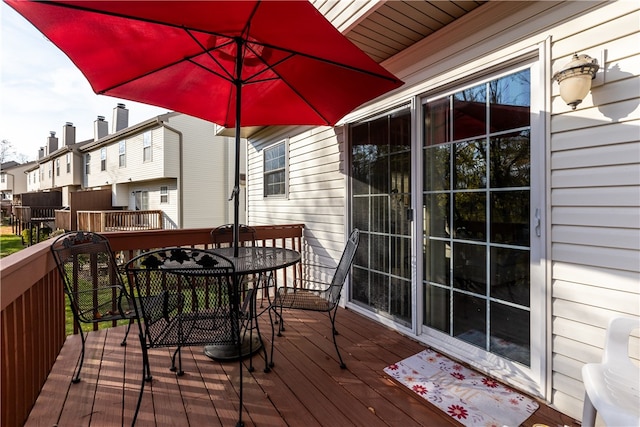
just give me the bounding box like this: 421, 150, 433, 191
131, 358, 148, 426
121, 319, 133, 346
582, 392, 597, 427
329, 311, 346, 369
171, 347, 184, 376
276, 302, 285, 335
72, 326, 87, 383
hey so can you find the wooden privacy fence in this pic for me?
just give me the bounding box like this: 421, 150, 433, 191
77, 210, 164, 232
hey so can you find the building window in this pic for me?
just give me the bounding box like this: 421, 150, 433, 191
56, 159, 60, 176
85, 154, 91, 175
264, 141, 287, 197
0, 174, 5, 183
100, 147, 107, 171
134, 190, 149, 210
48, 163, 52, 178
143, 131, 152, 162
66, 153, 71, 173
160, 186, 168, 203
119, 140, 126, 167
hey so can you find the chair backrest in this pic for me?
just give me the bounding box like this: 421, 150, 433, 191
327, 229, 360, 304
50, 231, 126, 323
211, 224, 257, 248
125, 247, 238, 348
603, 316, 640, 369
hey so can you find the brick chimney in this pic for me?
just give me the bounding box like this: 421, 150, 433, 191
38, 147, 45, 159
94, 115, 108, 141
112, 103, 129, 133
63, 122, 76, 146
47, 131, 58, 156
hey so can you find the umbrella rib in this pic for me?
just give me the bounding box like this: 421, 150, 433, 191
252, 41, 402, 84
184, 27, 235, 82
186, 59, 234, 84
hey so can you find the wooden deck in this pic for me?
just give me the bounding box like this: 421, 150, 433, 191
25, 308, 578, 427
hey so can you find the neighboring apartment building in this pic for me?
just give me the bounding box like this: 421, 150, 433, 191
33, 123, 91, 206
78, 105, 243, 228
27, 104, 244, 229
246, 1, 639, 423
0, 160, 34, 203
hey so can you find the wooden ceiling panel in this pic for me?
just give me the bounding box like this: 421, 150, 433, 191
316, 0, 487, 62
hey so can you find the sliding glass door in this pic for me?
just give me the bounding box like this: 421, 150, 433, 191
348, 59, 544, 391
422, 68, 533, 366
350, 108, 413, 325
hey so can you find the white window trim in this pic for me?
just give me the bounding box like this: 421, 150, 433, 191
263, 139, 289, 199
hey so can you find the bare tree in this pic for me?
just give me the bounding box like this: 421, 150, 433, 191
1, 139, 16, 164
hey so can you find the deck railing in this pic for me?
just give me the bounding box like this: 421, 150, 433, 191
0, 224, 304, 427
77, 210, 165, 232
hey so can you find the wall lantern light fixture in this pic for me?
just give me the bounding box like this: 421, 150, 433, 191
552, 53, 599, 109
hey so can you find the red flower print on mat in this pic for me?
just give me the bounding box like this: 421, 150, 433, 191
412, 384, 428, 395
509, 398, 520, 406
451, 372, 465, 381
447, 404, 468, 419
387, 364, 399, 370
453, 363, 463, 371
482, 378, 499, 388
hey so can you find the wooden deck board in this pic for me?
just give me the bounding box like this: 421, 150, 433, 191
25, 308, 578, 427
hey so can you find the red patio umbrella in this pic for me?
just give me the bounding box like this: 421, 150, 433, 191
6, 0, 403, 257
5, 1, 403, 425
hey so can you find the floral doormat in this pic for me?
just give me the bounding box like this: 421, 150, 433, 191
383, 348, 539, 426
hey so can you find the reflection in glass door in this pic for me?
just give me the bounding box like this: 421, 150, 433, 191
350, 108, 413, 325
423, 69, 532, 366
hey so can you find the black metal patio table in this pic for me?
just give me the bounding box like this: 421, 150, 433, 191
204, 246, 301, 364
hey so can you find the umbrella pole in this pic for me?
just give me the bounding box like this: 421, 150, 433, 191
233, 38, 244, 427
233, 38, 243, 260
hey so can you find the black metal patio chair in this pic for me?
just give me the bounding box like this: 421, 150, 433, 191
125, 247, 245, 427
50, 231, 137, 384
210, 223, 257, 248
271, 229, 360, 369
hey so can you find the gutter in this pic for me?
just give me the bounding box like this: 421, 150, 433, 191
158, 120, 184, 229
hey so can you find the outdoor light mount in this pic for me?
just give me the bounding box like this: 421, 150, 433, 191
553, 53, 599, 109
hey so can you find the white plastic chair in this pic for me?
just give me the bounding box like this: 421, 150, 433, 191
582, 316, 640, 427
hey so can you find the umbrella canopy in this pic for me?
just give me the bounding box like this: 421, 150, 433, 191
6, 0, 403, 256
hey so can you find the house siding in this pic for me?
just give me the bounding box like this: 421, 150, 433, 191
547, 1, 640, 419
246, 0, 639, 421
248, 126, 348, 265
163, 114, 235, 228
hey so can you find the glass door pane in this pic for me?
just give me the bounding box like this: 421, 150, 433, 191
351, 108, 412, 325
422, 69, 532, 366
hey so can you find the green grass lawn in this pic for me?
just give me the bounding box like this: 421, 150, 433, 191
0, 233, 24, 258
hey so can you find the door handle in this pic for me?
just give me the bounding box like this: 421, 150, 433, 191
534, 208, 541, 237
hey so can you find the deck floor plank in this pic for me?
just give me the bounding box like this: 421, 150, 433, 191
56, 333, 103, 427
92, 327, 128, 427
25, 308, 579, 427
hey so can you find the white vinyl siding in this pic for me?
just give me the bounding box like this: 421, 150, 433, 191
546, 2, 640, 420
248, 125, 349, 268
167, 114, 234, 228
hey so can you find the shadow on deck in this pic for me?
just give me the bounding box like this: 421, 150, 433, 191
26, 307, 578, 427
